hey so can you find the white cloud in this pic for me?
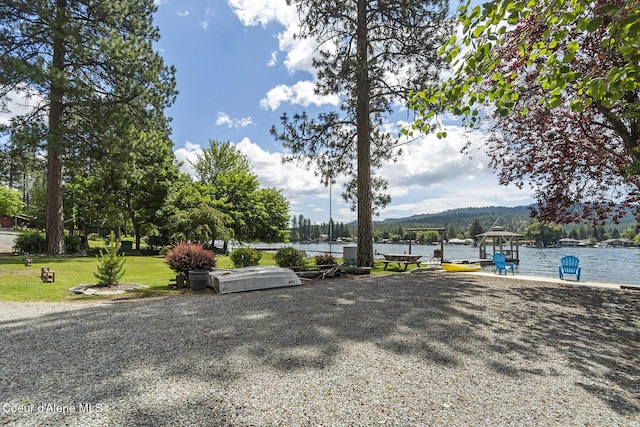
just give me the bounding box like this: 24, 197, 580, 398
200, 21, 209, 31
173, 128, 532, 224
259, 81, 339, 110
177, 10, 189, 17
0, 87, 46, 126
276, 25, 318, 74
173, 141, 202, 176
380, 126, 488, 196
375, 125, 534, 218
173, 137, 332, 212
216, 112, 253, 128
228, 0, 318, 75
235, 137, 324, 196
172, 137, 351, 222
267, 51, 278, 67
234, 137, 356, 223
227, 0, 296, 27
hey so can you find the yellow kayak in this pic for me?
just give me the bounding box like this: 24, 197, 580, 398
441, 263, 481, 272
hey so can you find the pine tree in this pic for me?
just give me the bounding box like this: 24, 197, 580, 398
94, 233, 126, 287
272, 0, 450, 266
0, 0, 176, 254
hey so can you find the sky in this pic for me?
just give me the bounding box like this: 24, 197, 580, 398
151, 0, 535, 224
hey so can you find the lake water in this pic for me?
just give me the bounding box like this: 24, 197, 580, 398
250, 242, 640, 286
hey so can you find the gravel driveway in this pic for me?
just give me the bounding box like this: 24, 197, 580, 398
1, 272, 638, 426
0, 229, 17, 252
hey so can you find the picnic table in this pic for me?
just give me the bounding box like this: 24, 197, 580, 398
381, 254, 423, 271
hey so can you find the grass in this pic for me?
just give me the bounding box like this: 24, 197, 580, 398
0, 250, 398, 303
0, 250, 246, 303
0, 254, 174, 302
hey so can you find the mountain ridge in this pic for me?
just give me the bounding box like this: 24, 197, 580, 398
380, 205, 535, 224
373, 204, 636, 233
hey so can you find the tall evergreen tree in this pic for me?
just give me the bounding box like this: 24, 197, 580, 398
0, 0, 177, 254
298, 214, 305, 240
470, 218, 484, 244
271, 0, 450, 266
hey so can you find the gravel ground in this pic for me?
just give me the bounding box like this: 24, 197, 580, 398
0, 229, 17, 252
1, 271, 639, 426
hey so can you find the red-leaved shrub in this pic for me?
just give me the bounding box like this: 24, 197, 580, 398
164, 242, 216, 276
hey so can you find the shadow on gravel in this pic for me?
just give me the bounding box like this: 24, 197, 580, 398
499, 285, 640, 416
1, 272, 638, 425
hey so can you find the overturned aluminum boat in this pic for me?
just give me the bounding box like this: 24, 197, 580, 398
209, 266, 302, 294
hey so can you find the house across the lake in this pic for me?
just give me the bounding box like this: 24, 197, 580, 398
558, 238, 594, 247
604, 238, 635, 248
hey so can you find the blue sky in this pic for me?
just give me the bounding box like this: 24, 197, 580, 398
151, 0, 535, 224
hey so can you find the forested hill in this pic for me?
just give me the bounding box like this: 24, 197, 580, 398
375, 205, 637, 235
376, 206, 534, 234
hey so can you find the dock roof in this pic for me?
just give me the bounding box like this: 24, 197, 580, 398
476, 230, 522, 237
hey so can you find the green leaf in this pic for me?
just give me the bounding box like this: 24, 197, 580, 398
472, 25, 486, 38
587, 17, 603, 32
570, 100, 585, 112
548, 94, 562, 108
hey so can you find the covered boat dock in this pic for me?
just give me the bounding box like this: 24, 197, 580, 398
476, 227, 522, 263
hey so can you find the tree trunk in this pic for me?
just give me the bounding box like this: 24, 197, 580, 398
45, 0, 67, 255
134, 223, 141, 250
355, 0, 374, 267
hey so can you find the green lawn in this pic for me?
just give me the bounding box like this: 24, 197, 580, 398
0, 251, 246, 303
0, 251, 395, 303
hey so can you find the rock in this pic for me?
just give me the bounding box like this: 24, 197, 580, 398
68, 283, 148, 296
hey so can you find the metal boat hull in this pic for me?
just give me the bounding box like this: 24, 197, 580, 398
210, 266, 302, 294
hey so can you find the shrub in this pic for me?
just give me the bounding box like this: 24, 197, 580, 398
14, 230, 46, 253
145, 234, 167, 250
164, 242, 216, 277
230, 247, 262, 267
87, 233, 100, 241
94, 233, 126, 287
274, 246, 305, 268
64, 235, 82, 253
314, 253, 336, 266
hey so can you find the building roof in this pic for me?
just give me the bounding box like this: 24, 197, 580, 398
476, 230, 522, 238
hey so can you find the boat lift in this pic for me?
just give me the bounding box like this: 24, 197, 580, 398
476, 226, 523, 263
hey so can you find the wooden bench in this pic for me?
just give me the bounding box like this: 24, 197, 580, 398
41, 266, 55, 283
381, 260, 422, 271
381, 254, 423, 271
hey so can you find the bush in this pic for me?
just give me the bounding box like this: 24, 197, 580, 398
230, 247, 262, 268
164, 242, 216, 277
145, 234, 167, 250
14, 230, 84, 253
14, 230, 46, 253
94, 233, 126, 287
274, 246, 305, 268
64, 235, 82, 253
314, 253, 336, 266
87, 233, 100, 241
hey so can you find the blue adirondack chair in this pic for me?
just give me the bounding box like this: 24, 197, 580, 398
558, 255, 581, 281
493, 253, 515, 275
